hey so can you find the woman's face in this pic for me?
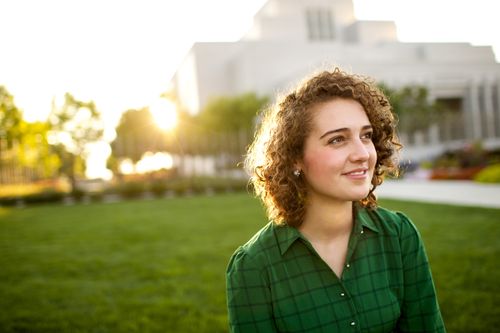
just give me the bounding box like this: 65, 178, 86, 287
297, 98, 377, 205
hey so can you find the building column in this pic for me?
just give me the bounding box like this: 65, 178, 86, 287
483, 79, 496, 138
495, 78, 500, 138
466, 81, 482, 140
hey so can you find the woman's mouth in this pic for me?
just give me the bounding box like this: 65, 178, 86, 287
343, 169, 368, 178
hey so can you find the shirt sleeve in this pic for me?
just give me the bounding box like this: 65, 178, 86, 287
226, 247, 277, 333
395, 212, 446, 333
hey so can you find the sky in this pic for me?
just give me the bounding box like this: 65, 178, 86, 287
1, 0, 499, 178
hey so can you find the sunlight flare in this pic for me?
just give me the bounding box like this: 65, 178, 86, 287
136, 152, 174, 173
118, 152, 174, 175
150, 99, 178, 131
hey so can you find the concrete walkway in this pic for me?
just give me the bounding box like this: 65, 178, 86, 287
376, 180, 500, 209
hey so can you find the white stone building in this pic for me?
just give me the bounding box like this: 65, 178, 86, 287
170, 0, 500, 159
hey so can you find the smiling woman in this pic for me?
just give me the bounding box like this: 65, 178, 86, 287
227, 68, 446, 332
149, 99, 178, 131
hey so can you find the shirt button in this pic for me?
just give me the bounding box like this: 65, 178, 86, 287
346, 263, 350, 268
340, 292, 345, 297
350, 321, 356, 326
360, 229, 364, 234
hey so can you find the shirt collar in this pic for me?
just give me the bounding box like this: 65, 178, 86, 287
274, 205, 379, 256
274, 223, 305, 256
355, 205, 380, 234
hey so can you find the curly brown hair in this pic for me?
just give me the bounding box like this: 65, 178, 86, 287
245, 68, 402, 226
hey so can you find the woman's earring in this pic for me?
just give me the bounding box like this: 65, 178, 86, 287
293, 169, 301, 177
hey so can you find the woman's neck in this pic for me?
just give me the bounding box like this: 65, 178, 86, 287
299, 197, 354, 242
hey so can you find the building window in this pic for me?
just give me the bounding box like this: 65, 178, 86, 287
306, 8, 335, 41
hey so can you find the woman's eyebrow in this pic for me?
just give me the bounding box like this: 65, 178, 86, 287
319, 125, 373, 139
319, 128, 347, 139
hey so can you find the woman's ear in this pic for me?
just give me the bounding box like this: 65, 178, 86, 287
293, 161, 303, 177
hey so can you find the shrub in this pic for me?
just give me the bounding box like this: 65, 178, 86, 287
71, 188, 86, 202
190, 181, 206, 194
430, 166, 484, 180
166, 178, 190, 196
430, 142, 490, 180
117, 181, 146, 199
474, 164, 500, 183
0, 196, 20, 207
150, 181, 167, 197
88, 191, 104, 202
23, 189, 65, 205
0, 178, 70, 200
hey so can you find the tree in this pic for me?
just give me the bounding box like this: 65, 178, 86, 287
48, 93, 103, 185
180, 92, 269, 156
0, 86, 23, 148
197, 92, 269, 134
380, 84, 442, 138
0, 86, 62, 182
110, 107, 168, 163
17, 121, 61, 178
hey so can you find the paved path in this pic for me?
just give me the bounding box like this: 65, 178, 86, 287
376, 180, 500, 209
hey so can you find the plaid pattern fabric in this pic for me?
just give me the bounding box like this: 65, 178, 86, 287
226, 205, 446, 332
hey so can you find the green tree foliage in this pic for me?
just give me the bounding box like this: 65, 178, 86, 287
167, 92, 269, 157
380, 84, 442, 136
0, 86, 61, 181
167, 92, 269, 156
0, 86, 23, 148
197, 92, 269, 134
48, 93, 104, 182
50, 143, 83, 179
109, 92, 269, 164
110, 107, 168, 163
18, 121, 61, 178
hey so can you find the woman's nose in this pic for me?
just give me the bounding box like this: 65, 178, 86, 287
349, 139, 370, 162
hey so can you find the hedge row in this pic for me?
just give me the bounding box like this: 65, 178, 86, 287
0, 177, 250, 207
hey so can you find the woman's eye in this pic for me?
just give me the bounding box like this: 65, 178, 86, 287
362, 132, 373, 140
328, 136, 345, 145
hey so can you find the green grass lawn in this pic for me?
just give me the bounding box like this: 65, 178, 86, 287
0, 193, 499, 332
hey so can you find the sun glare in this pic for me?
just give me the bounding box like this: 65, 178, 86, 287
136, 152, 174, 173
150, 99, 178, 131
119, 159, 135, 175
118, 152, 174, 175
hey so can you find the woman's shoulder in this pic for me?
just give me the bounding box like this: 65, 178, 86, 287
364, 205, 420, 237
227, 222, 279, 273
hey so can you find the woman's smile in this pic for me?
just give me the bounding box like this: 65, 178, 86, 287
342, 167, 369, 178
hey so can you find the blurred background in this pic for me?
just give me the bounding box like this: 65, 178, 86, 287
1, 0, 499, 332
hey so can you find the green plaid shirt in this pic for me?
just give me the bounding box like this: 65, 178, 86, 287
226, 205, 445, 332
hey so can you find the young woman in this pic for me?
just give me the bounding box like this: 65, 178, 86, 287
226, 68, 446, 332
